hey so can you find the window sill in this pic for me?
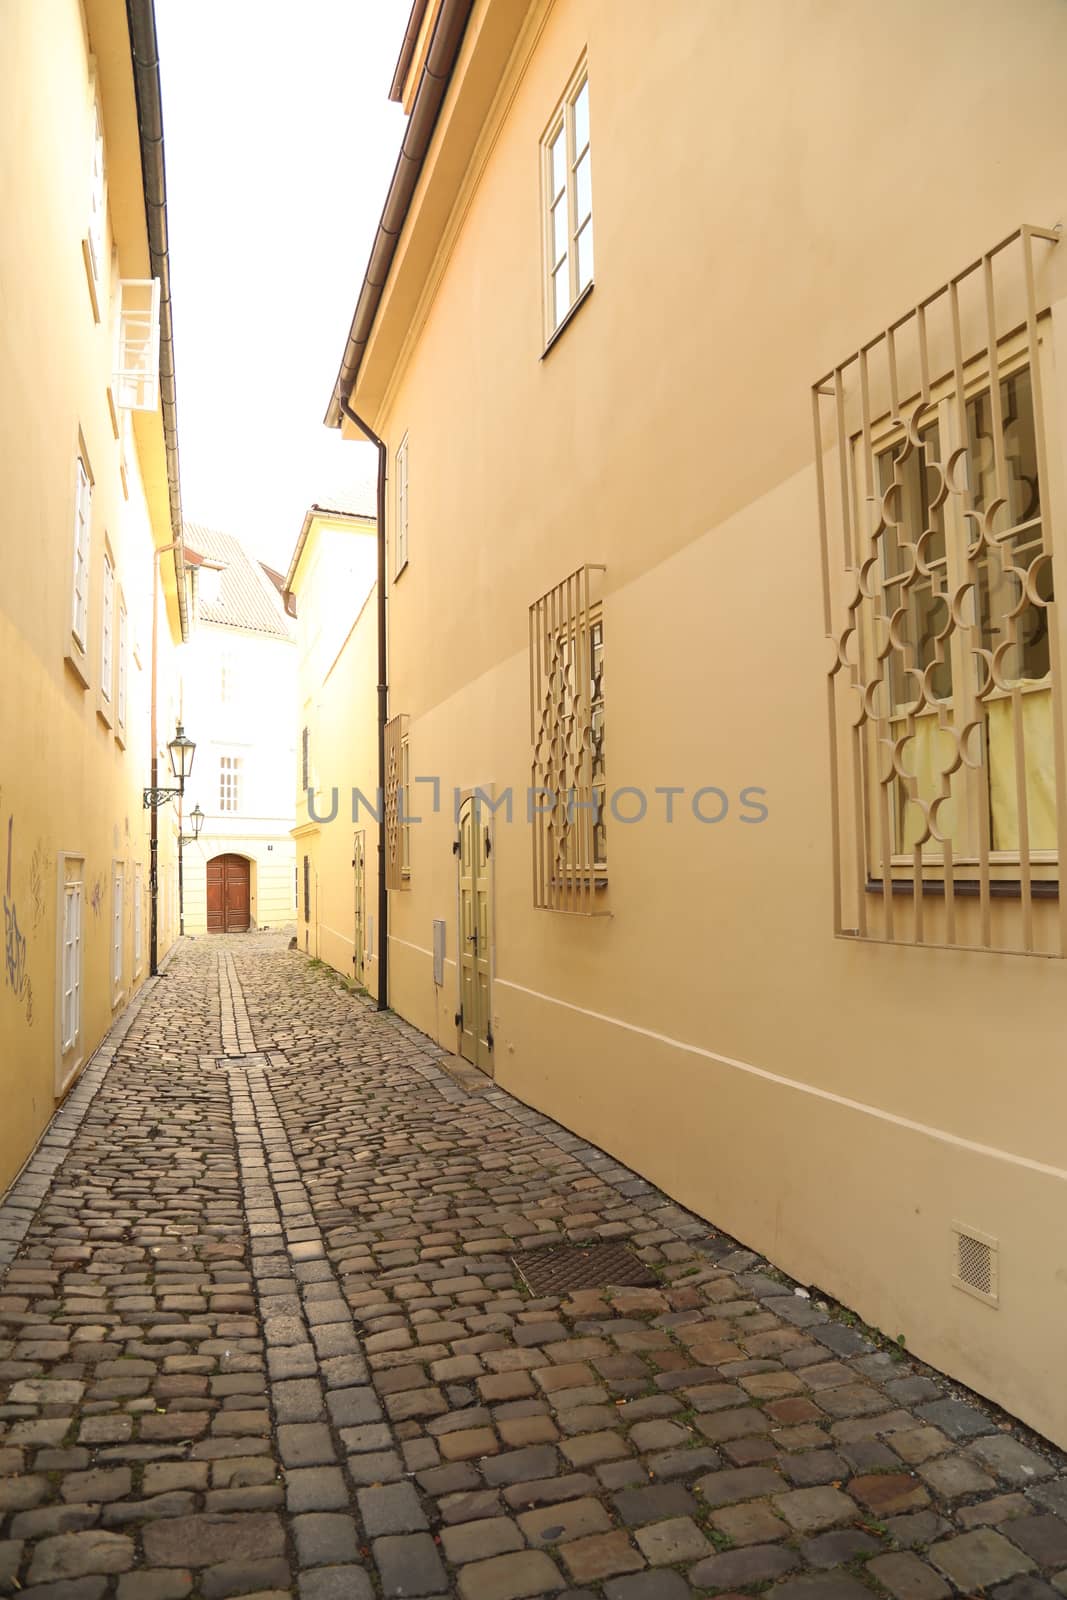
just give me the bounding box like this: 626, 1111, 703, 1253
866, 877, 1059, 900
97, 698, 114, 730
65, 642, 90, 689
115, 724, 127, 750
541, 281, 594, 360
394, 559, 409, 583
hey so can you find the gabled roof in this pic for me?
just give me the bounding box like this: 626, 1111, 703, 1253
283, 493, 378, 605
183, 522, 293, 640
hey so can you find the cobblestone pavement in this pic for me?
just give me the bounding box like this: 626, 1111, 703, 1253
2, 935, 1066, 1600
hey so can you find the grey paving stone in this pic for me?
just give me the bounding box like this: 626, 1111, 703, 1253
690, 1543, 797, 1589
867, 1552, 952, 1599
356, 1483, 428, 1536
286, 1466, 349, 1512
298, 1569, 375, 1600
916, 1398, 999, 1440
602, 1577, 692, 1600
277, 1423, 336, 1468
325, 1387, 382, 1427
292, 1513, 360, 1568
930, 1529, 1035, 1590
372, 1533, 448, 1598
199, 1559, 291, 1599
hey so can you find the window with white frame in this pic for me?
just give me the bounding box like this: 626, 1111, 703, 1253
61, 877, 83, 1053
72, 456, 92, 648
101, 552, 115, 702
113, 279, 161, 411
117, 597, 128, 731
111, 863, 124, 996
542, 64, 593, 338
84, 86, 106, 319
220, 754, 242, 812
395, 434, 409, 578
133, 863, 143, 972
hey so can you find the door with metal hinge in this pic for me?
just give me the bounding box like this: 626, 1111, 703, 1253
352, 830, 365, 987
457, 794, 493, 1075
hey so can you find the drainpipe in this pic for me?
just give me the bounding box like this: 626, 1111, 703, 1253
339, 396, 389, 1013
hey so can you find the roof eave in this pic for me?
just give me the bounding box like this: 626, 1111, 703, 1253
324, 0, 474, 430
126, 0, 188, 639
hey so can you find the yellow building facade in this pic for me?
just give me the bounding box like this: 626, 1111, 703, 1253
287, 503, 380, 983
0, 0, 186, 1192
315, 0, 1067, 1445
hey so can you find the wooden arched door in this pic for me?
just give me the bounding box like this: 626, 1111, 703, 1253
206, 854, 250, 932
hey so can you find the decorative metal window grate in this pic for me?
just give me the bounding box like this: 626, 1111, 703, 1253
530, 564, 607, 913
384, 714, 409, 891
813, 225, 1064, 955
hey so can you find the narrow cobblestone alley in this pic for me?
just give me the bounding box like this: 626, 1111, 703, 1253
1, 937, 1066, 1600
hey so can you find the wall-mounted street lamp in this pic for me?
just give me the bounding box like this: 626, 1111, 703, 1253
180, 804, 205, 845
143, 722, 197, 940
143, 722, 197, 809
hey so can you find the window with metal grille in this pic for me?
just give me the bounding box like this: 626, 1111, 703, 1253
219, 755, 242, 813
303, 855, 311, 923
301, 725, 310, 791
542, 61, 593, 340
814, 224, 1063, 956
384, 715, 410, 890
71, 456, 92, 649
530, 564, 607, 913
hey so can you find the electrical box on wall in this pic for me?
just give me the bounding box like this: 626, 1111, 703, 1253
432, 919, 446, 987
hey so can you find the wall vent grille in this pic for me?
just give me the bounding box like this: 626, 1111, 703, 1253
952, 1222, 999, 1306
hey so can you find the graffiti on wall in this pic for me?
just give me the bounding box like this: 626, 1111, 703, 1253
4, 815, 32, 1025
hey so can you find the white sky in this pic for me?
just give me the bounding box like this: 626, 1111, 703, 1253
155, 0, 409, 572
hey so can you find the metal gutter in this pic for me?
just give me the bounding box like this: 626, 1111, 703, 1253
339, 399, 390, 1015
325, 0, 474, 428
125, 0, 188, 640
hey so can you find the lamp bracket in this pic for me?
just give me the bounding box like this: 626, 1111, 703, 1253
143, 787, 182, 810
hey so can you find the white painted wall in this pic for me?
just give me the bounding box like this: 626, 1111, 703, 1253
180, 618, 297, 934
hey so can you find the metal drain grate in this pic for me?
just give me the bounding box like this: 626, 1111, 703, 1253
512, 1241, 659, 1296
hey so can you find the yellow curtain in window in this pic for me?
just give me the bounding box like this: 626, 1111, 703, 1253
898, 716, 957, 853
988, 688, 1056, 852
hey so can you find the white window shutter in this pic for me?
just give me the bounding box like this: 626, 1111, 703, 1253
87, 95, 106, 290
72, 459, 91, 645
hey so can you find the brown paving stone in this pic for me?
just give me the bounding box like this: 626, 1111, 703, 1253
850, 1471, 930, 1515
562, 1530, 645, 1584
